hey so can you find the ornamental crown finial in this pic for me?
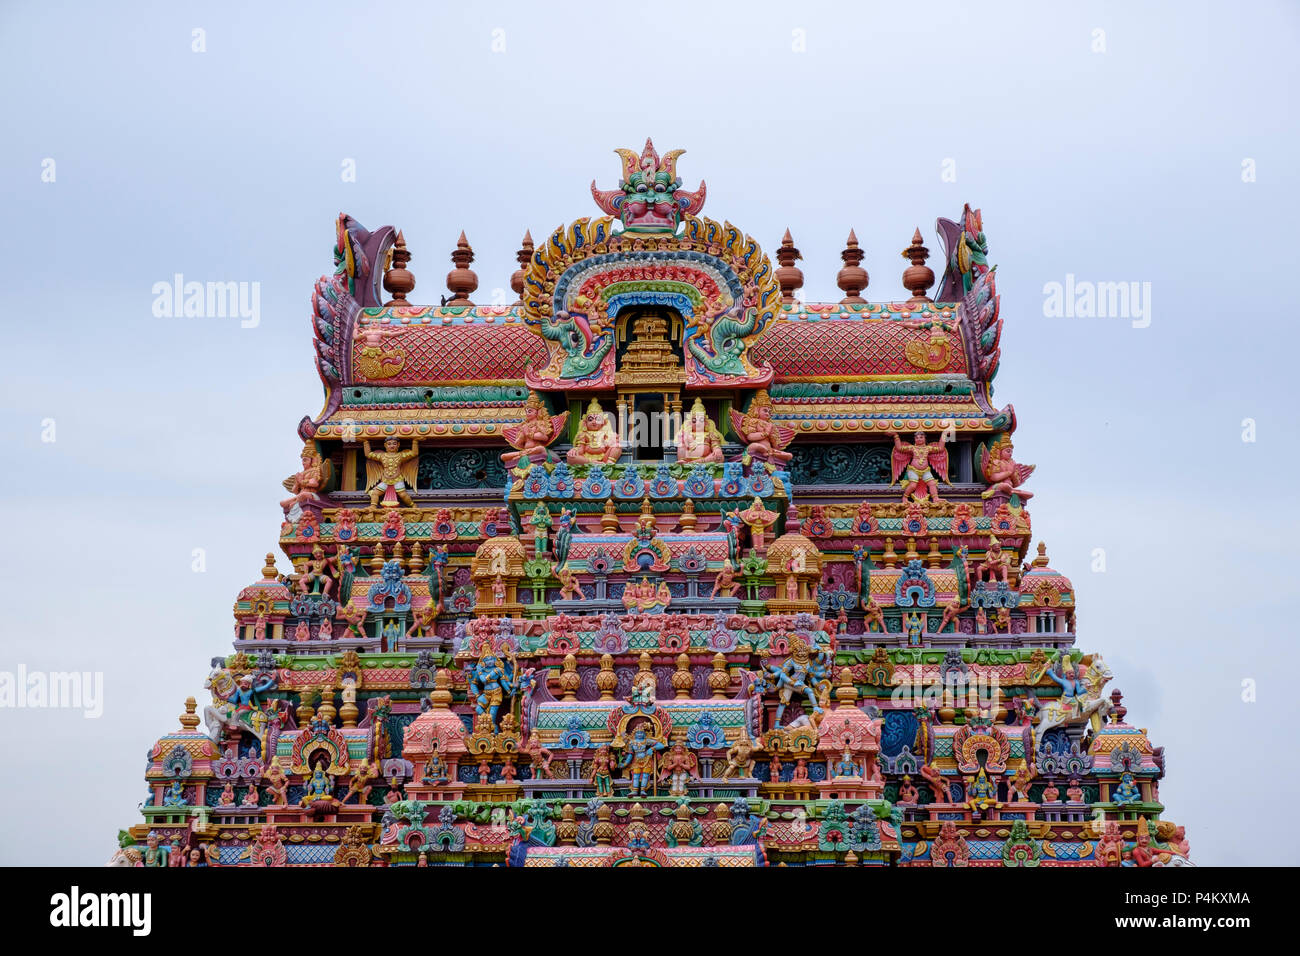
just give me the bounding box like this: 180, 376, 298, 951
590, 140, 706, 232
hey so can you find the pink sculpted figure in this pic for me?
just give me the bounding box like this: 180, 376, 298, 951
711, 559, 738, 598
979, 436, 1035, 501
676, 397, 725, 464
890, 431, 950, 502
728, 390, 794, 465
279, 444, 327, 516
566, 399, 621, 465
738, 497, 777, 552
501, 391, 568, 468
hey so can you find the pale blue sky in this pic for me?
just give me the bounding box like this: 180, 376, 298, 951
1, 0, 1296, 865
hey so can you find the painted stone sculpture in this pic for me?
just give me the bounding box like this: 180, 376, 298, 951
115, 145, 1183, 869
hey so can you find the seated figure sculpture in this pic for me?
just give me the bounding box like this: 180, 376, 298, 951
567, 399, 621, 465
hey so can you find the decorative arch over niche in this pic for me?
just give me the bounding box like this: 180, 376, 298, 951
520, 215, 780, 391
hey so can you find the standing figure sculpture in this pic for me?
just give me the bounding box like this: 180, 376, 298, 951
464, 645, 526, 733
363, 438, 419, 509
591, 745, 615, 797
616, 723, 668, 798
760, 636, 832, 728
890, 431, 950, 502
659, 742, 698, 797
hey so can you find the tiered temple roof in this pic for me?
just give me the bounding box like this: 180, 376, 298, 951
113, 140, 1186, 869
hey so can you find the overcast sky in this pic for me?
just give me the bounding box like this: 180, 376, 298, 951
1, 0, 1296, 865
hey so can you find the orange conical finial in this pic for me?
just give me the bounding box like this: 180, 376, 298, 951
901, 228, 934, 304
445, 231, 478, 306
510, 230, 534, 304
775, 228, 804, 305
836, 229, 869, 304
383, 231, 415, 306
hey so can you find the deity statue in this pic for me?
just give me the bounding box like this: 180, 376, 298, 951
979, 436, 1035, 501
300, 760, 337, 807
217, 782, 236, 806
938, 596, 964, 632
240, 786, 260, 808
553, 507, 574, 564
833, 749, 859, 779
591, 745, 615, 797
729, 390, 794, 465
566, 399, 621, 465
529, 502, 552, 557
363, 438, 419, 509
280, 444, 327, 517
464, 645, 526, 733
162, 780, 186, 807
422, 742, 449, 785
1008, 760, 1036, 803
492, 574, 506, 607
616, 723, 668, 798
1045, 651, 1087, 719
710, 559, 738, 598
297, 545, 335, 599
342, 759, 379, 805
759, 636, 832, 728
523, 731, 553, 780
336, 602, 367, 639
501, 391, 568, 468
720, 731, 757, 780
1112, 772, 1141, 806
405, 601, 439, 639
1127, 818, 1155, 867
976, 536, 1011, 584
660, 742, 698, 797
622, 577, 671, 612
264, 761, 289, 806
141, 831, 169, 867
890, 431, 950, 502
966, 765, 998, 811
897, 775, 919, 804
737, 497, 777, 553
676, 397, 724, 463
554, 563, 584, 600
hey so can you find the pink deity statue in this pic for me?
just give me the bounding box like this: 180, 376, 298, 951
980, 436, 1035, 501
566, 399, 621, 465
676, 398, 724, 463
502, 392, 568, 468
890, 431, 950, 502
729, 390, 794, 464
711, 559, 738, 598
279, 444, 326, 516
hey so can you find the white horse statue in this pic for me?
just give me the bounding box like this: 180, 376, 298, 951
203, 664, 242, 743
1032, 654, 1113, 752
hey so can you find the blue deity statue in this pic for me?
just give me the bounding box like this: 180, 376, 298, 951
617, 724, 667, 797
760, 637, 832, 728
162, 780, 187, 807
301, 765, 334, 803
1046, 652, 1087, 717
465, 646, 524, 732
1112, 772, 1141, 806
